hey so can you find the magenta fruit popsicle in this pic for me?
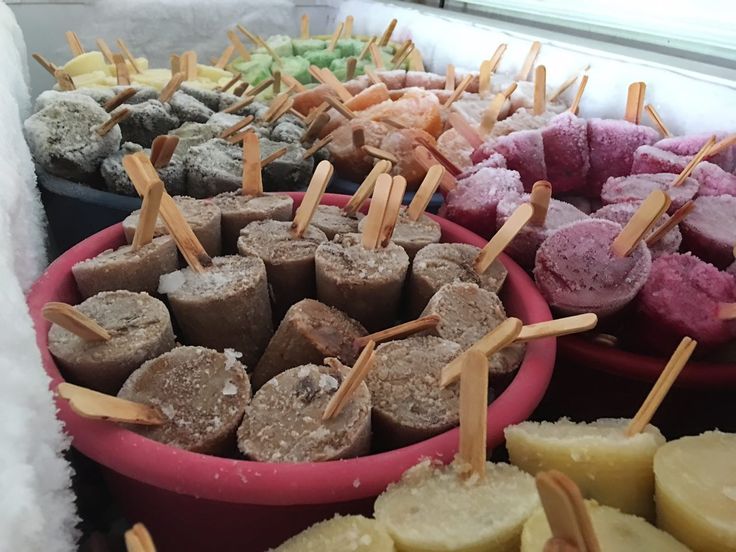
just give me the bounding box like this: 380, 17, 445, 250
484, 130, 547, 191
631, 145, 689, 176
601, 173, 697, 213
680, 195, 736, 269
691, 161, 736, 197
541, 111, 590, 194
656, 132, 735, 172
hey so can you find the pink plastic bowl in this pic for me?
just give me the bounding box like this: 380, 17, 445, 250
28, 193, 554, 552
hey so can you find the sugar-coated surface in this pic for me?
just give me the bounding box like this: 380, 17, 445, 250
437, 128, 474, 171
118, 346, 250, 454
169, 121, 219, 155
630, 145, 689, 176
534, 218, 652, 317
168, 90, 214, 124
238, 363, 371, 462
185, 138, 242, 198
656, 132, 735, 172
464, 150, 507, 175
680, 195, 736, 268
541, 111, 590, 194
115, 99, 180, 148
692, 161, 736, 197
315, 233, 408, 281
381, 128, 438, 188
101, 142, 185, 196
212, 192, 293, 252
374, 459, 539, 552
273, 515, 395, 552
358, 208, 441, 260
328, 119, 387, 182
488, 108, 555, 139
638, 253, 736, 348
601, 172, 698, 212
238, 220, 327, 264
487, 129, 547, 191
310, 205, 361, 240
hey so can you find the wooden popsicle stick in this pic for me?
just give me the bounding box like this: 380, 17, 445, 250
413, 146, 458, 193
549, 65, 590, 102
445, 64, 456, 91
32, 53, 58, 76
392, 43, 415, 69
529, 180, 552, 226
215, 44, 235, 69
242, 131, 263, 196
611, 189, 671, 257
358, 36, 376, 62
362, 145, 398, 164
369, 43, 385, 70
415, 136, 462, 176
474, 203, 534, 273
379, 175, 407, 247
170, 54, 180, 74
291, 160, 333, 238
533, 65, 546, 115
352, 127, 366, 149
319, 67, 353, 101
624, 82, 646, 124
104, 87, 136, 112
364, 66, 382, 86
132, 179, 164, 250
376, 116, 406, 130
516, 313, 598, 343
149, 135, 179, 168
391, 40, 412, 64
478, 59, 492, 98
626, 337, 696, 436
42, 302, 111, 341
96, 38, 115, 64
182, 51, 198, 81
54, 70, 76, 91
222, 95, 255, 114
113, 53, 130, 85
361, 173, 392, 249
379, 18, 398, 46
516, 41, 541, 81
406, 165, 444, 220
301, 112, 331, 143
236, 24, 261, 47
671, 135, 716, 187
65, 31, 84, 56
96, 108, 130, 136
568, 74, 588, 116
302, 134, 333, 160
216, 73, 242, 93
343, 15, 354, 38
488, 43, 507, 73
440, 318, 523, 387
409, 48, 425, 72
263, 92, 292, 123
327, 22, 344, 51
280, 72, 306, 93
244, 77, 275, 99
125, 523, 156, 552
300, 14, 310, 39
343, 159, 392, 216
717, 303, 736, 320
116, 39, 142, 73
158, 72, 185, 103
227, 30, 251, 61
347, 57, 358, 80
308, 64, 327, 84
260, 146, 288, 168
225, 130, 250, 145
322, 341, 376, 421
645, 200, 694, 246
218, 115, 254, 139
324, 95, 356, 120
708, 133, 736, 158
458, 349, 489, 479
644, 104, 671, 137
354, 315, 440, 348
57, 383, 165, 426
480, 90, 509, 136
443, 73, 473, 109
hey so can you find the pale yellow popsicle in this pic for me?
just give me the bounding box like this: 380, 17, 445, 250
521, 499, 691, 551
505, 418, 664, 520
654, 431, 736, 552
374, 459, 539, 552
273, 515, 395, 552
63, 51, 107, 76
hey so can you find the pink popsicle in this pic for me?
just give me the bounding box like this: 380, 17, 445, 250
691, 161, 736, 197
631, 145, 689, 176
656, 132, 735, 173
486, 130, 547, 191
680, 195, 736, 269
601, 173, 698, 213
541, 111, 590, 195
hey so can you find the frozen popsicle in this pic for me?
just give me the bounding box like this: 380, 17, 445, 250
654, 430, 736, 552
274, 515, 395, 552
46, 291, 175, 394
691, 161, 736, 197
328, 120, 389, 182
484, 108, 556, 141
656, 131, 735, 172
380, 128, 440, 189
101, 142, 185, 196
631, 145, 689, 175
114, 99, 179, 147
118, 345, 251, 455
167, 90, 214, 123
436, 128, 474, 172
680, 195, 736, 269
541, 111, 590, 194
601, 173, 698, 214
484, 129, 547, 192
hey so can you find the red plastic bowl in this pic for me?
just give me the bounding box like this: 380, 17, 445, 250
28, 193, 555, 552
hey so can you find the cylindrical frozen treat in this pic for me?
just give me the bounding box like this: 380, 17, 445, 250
48, 291, 175, 394
505, 418, 666, 520
72, 235, 178, 298
211, 191, 294, 253
359, 208, 441, 260
101, 142, 186, 196
260, 139, 315, 192
163, 255, 273, 368
408, 242, 508, 317
680, 195, 736, 269
314, 233, 409, 331
483, 129, 547, 191
122, 195, 222, 257
309, 204, 362, 240
540, 111, 590, 194
237, 363, 371, 462
167, 90, 214, 123
118, 346, 251, 455
115, 100, 180, 147
238, 220, 328, 319
601, 173, 698, 214
534, 219, 652, 317
184, 138, 242, 198
657, 131, 735, 172
374, 459, 540, 552
521, 500, 691, 552
252, 299, 367, 389
180, 82, 221, 111
274, 515, 395, 552
654, 431, 736, 552
366, 336, 462, 447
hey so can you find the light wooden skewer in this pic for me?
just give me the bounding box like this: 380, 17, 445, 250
413, 145, 458, 193
443, 74, 473, 109
218, 115, 254, 139
474, 203, 534, 273
170, 54, 180, 74
327, 22, 344, 51
301, 112, 331, 143
516, 314, 598, 343
361, 173, 392, 249
158, 72, 185, 103
708, 133, 736, 158
96, 108, 130, 136
222, 95, 255, 115
116, 39, 142, 73
488, 43, 507, 73
131, 179, 164, 251
358, 36, 377, 62
343, 15, 354, 38
244, 77, 275, 99
149, 135, 179, 168
242, 131, 263, 196
302, 134, 333, 160
65, 31, 84, 56
57, 382, 165, 426
379, 18, 398, 47
319, 67, 353, 101
516, 41, 541, 81
626, 337, 697, 436
180, 50, 198, 81
347, 57, 358, 80
215, 44, 235, 69
671, 135, 717, 187
281, 72, 306, 93
32, 53, 58, 76
406, 165, 445, 221
645, 104, 671, 137
717, 303, 736, 320
611, 189, 670, 257
228, 30, 251, 61
260, 147, 288, 168
342, 160, 392, 216
323, 341, 376, 421
549, 65, 590, 102
113, 53, 130, 85
42, 302, 111, 341
441, 318, 522, 388
458, 350, 489, 479
448, 112, 483, 149
263, 91, 293, 123
391, 40, 412, 64
445, 64, 456, 91
478, 59, 492, 98
54, 70, 76, 91
96, 38, 115, 64
104, 87, 136, 112
529, 180, 552, 226
568, 74, 588, 115
324, 95, 356, 120
415, 136, 462, 176
291, 160, 333, 238
624, 82, 646, 124
392, 43, 415, 70
379, 176, 407, 247
300, 14, 310, 39
362, 145, 398, 164
354, 315, 440, 349
124, 522, 156, 552
645, 200, 694, 246
544, 539, 581, 552
480, 82, 517, 136
369, 42, 385, 70
533, 65, 546, 115
364, 66, 381, 86
408, 48, 425, 72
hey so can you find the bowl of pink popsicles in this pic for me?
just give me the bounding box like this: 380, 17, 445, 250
28, 192, 555, 552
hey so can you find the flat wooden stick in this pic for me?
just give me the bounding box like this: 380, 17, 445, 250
644, 104, 671, 137
379, 175, 407, 247
236, 24, 261, 47
488, 43, 507, 73
354, 315, 440, 349
300, 14, 310, 39
480, 84, 516, 136
218, 115, 254, 139
104, 87, 136, 112
292, 160, 333, 238
544, 539, 581, 552
717, 303, 736, 320
517, 41, 541, 81
65, 31, 84, 56
150, 135, 179, 168
170, 54, 180, 74
364, 66, 382, 85
319, 67, 353, 101
645, 200, 693, 246
32, 53, 58, 76
96, 108, 130, 136
113, 53, 130, 85
343, 160, 392, 216
362, 145, 398, 164
158, 72, 185, 103
445, 64, 456, 91
54, 70, 76, 91
549, 65, 590, 102
534, 65, 546, 115
260, 146, 288, 168
443, 74, 473, 109
516, 313, 598, 343
406, 165, 444, 220
440, 318, 523, 387
302, 134, 333, 160
281, 73, 307, 93
529, 180, 552, 226
343, 15, 354, 38
96, 38, 115, 64
611, 189, 670, 257
327, 22, 344, 51
323, 342, 376, 420
369, 43, 384, 70
708, 133, 736, 158
624, 82, 646, 124
375, 116, 406, 130
116, 39, 141, 73
242, 131, 262, 196
132, 179, 164, 250
222, 95, 255, 114
479, 59, 492, 98
58, 383, 165, 426
358, 36, 376, 62
347, 57, 358, 80
671, 135, 716, 187
245, 77, 276, 98
474, 203, 533, 273
215, 44, 235, 69
379, 18, 398, 47
458, 350, 489, 479
227, 30, 251, 61
42, 302, 110, 341
568, 74, 588, 115
301, 112, 331, 144
216, 73, 241, 93
361, 173, 392, 249
225, 130, 250, 145
415, 136, 462, 176
391, 40, 412, 64
263, 92, 292, 123
626, 337, 696, 436
125, 523, 156, 552
413, 146, 458, 193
